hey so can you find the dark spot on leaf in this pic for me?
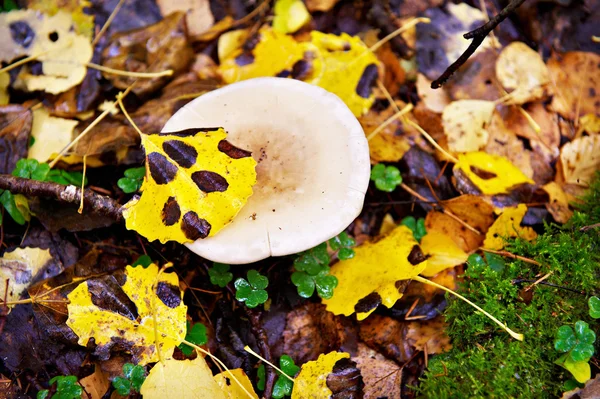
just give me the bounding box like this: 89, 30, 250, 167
192, 171, 229, 193
469, 165, 497, 180
276, 69, 291, 77
218, 140, 251, 159
9, 21, 35, 48
356, 64, 378, 99
181, 211, 211, 239
408, 245, 427, 265
354, 292, 382, 313
158, 127, 221, 137
589, 87, 596, 97
156, 281, 181, 308
225, 377, 231, 386
291, 60, 311, 80
326, 358, 364, 398
87, 277, 139, 320
243, 33, 261, 52
162, 140, 197, 168
235, 53, 254, 66
48, 31, 59, 42
162, 196, 181, 226
395, 280, 410, 292
147, 152, 177, 185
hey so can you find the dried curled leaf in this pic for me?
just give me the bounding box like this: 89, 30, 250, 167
420, 231, 468, 277
442, 100, 494, 152
483, 204, 537, 250
141, 357, 226, 399
0, 247, 54, 308
66, 264, 187, 365
291, 352, 350, 399
559, 135, 600, 187
122, 128, 257, 244
322, 225, 427, 320
495, 42, 549, 104
453, 152, 534, 195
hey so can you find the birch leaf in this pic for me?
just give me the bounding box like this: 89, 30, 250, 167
442, 100, 494, 153
559, 135, 600, 187
420, 231, 469, 277
483, 204, 537, 250
291, 352, 350, 399
214, 369, 259, 399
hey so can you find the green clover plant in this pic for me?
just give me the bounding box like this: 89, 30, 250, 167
589, 296, 600, 319
554, 321, 596, 383
178, 321, 208, 355
112, 363, 146, 396
235, 270, 268, 308
370, 163, 402, 192
257, 355, 300, 398
292, 243, 336, 299
467, 252, 506, 273
117, 167, 146, 193
132, 254, 153, 268
37, 376, 82, 399
400, 216, 427, 242
209, 263, 233, 287
328, 232, 356, 260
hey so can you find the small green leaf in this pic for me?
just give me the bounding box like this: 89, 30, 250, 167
118, 167, 145, 193
112, 376, 131, 396
132, 254, 153, 268
563, 379, 584, 391
257, 364, 265, 391
123, 363, 135, 379
401, 216, 427, 242
246, 290, 268, 308
178, 321, 208, 355
315, 274, 337, 300
0, 191, 26, 225
329, 233, 355, 259
338, 247, 355, 260
129, 365, 146, 392
589, 296, 600, 319
36, 390, 49, 399
555, 353, 591, 383
49, 375, 82, 399
234, 279, 253, 300
124, 167, 146, 179
484, 252, 505, 273
12, 159, 49, 181
247, 270, 269, 290
209, 263, 233, 287
280, 355, 300, 377
291, 271, 315, 298
370, 164, 402, 192
555, 325, 576, 353
272, 377, 293, 398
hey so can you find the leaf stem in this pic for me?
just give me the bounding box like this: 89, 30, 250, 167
244, 345, 295, 382
412, 275, 524, 341
86, 63, 173, 78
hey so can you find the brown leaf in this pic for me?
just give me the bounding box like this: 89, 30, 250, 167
416, 74, 450, 114
157, 0, 214, 37
447, 49, 501, 102
542, 182, 573, 223
548, 51, 600, 120
562, 373, 600, 399
351, 344, 401, 399
305, 0, 340, 12
325, 358, 364, 399
101, 12, 194, 97
405, 318, 452, 355
359, 315, 413, 364
79, 364, 110, 399
72, 117, 138, 157
559, 134, 600, 187
0, 104, 32, 174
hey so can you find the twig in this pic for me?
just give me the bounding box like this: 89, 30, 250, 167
580, 222, 600, 232
92, 0, 125, 46
0, 175, 122, 221
479, 248, 541, 266
511, 279, 586, 295
524, 271, 553, 292
243, 308, 276, 399
431, 0, 527, 89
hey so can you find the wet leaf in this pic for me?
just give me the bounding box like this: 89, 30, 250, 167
66, 264, 187, 365
291, 351, 350, 399
79, 365, 110, 399
442, 100, 494, 153
178, 321, 207, 356
589, 297, 600, 319
351, 344, 401, 399
483, 204, 537, 250
156, 0, 214, 37
555, 353, 591, 384
122, 128, 257, 244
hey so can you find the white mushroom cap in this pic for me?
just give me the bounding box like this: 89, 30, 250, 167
162, 77, 370, 264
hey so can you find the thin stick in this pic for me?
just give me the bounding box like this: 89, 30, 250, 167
92, 0, 125, 46
86, 63, 173, 78
479, 248, 541, 266
580, 222, 600, 232
368, 17, 431, 54
413, 275, 524, 341
524, 271, 553, 292
366, 104, 413, 141
0, 52, 49, 74
404, 118, 460, 164
431, 0, 527, 88
244, 346, 295, 382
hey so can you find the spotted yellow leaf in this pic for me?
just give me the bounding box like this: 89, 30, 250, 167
483, 204, 537, 250
28, 0, 95, 38
214, 369, 259, 399
217, 27, 380, 116
322, 225, 427, 320
66, 264, 187, 365
141, 357, 226, 399
291, 352, 349, 399
442, 100, 494, 152
420, 231, 469, 277
122, 128, 257, 244
453, 152, 534, 195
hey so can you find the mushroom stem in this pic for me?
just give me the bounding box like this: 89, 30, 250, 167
412, 275, 524, 341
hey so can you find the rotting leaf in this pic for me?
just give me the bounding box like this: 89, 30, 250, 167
483, 204, 537, 250
122, 128, 257, 244
442, 100, 494, 153
156, 0, 214, 37
0, 104, 32, 174
291, 351, 350, 399
66, 264, 187, 365
322, 225, 427, 320
26, 0, 95, 38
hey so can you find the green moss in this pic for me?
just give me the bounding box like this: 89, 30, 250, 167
418, 176, 600, 398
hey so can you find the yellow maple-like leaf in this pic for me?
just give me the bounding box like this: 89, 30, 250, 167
214, 369, 259, 399
273, 0, 311, 34
483, 204, 537, 250
122, 128, 257, 244
66, 264, 187, 365
442, 100, 495, 152
420, 231, 469, 277
218, 27, 380, 116
453, 152, 534, 195
141, 357, 226, 399
291, 352, 349, 399
322, 225, 427, 320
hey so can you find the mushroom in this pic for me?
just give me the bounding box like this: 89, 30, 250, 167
162, 77, 370, 264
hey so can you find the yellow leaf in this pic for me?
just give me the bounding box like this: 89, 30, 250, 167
141, 356, 227, 399
483, 204, 537, 250
542, 182, 573, 223
578, 113, 600, 135
218, 30, 249, 63
273, 0, 311, 34
442, 100, 494, 152
28, 0, 95, 38
0, 72, 9, 105
322, 226, 427, 320
214, 369, 259, 399
453, 152, 534, 195
420, 231, 469, 277
66, 264, 187, 365
291, 352, 349, 399
29, 107, 78, 163
559, 135, 600, 187
495, 42, 549, 104
122, 128, 257, 244
556, 354, 591, 384
0, 247, 53, 308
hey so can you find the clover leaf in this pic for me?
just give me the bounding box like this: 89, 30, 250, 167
132, 254, 153, 268
329, 232, 356, 260
117, 167, 146, 193
555, 321, 596, 362
370, 163, 402, 192
294, 243, 329, 275
178, 321, 207, 355
209, 263, 233, 287
291, 267, 337, 300
589, 296, 600, 319
257, 364, 266, 391
47, 169, 87, 186
235, 270, 268, 308
12, 159, 50, 181
37, 376, 82, 399
292, 242, 338, 299
112, 363, 146, 396
400, 216, 427, 242
256, 355, 299, 398
467, 252, 505, 273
